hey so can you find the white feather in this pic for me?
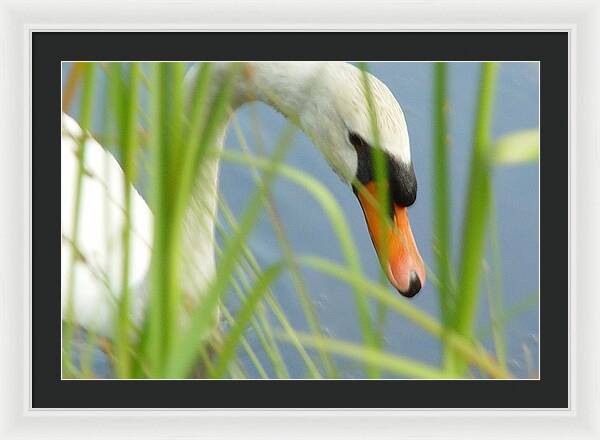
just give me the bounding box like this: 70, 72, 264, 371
61, 114, 152, 336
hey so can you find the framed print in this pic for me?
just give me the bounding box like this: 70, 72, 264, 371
39, 31, 564, 403
0, 0, 598, 439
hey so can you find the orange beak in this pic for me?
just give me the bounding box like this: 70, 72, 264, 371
355, 182, 426, 297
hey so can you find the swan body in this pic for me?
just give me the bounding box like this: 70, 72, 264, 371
61, 62, 425, 338
61, 114, 152, 333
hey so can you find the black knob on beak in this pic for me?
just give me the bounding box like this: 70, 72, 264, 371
399, 270, 421, 298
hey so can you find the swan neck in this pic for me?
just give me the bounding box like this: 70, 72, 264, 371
234, 62, 326, 116
181, 62, 325, 297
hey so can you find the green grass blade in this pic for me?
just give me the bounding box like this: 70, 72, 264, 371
142, 62, 167, 376
180, 65, 239, 202
213, 235, 291, 378
477, 291, 538, 339
453, 62, 499, 341
63, 63, 96, 376
440, 63, 500, 376
492, 129, 539, 165
229, 272, 290, 378
486, 192, 507, 367
112, 62, 141, 378
142, 63, 223, 377
432, 63, 455, 325
432, 62, 461, 374
210, 262, 286, 378
175, 63, 214, 214
221, 306, 269, 379
278, 332, 449, 379
162, 63, 186, 355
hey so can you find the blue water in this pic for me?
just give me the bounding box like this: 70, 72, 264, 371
64, 62, 539, 378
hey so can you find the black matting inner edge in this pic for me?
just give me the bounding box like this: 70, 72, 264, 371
32, 32, 568, 409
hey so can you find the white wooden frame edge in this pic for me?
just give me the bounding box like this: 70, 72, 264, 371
0, 1, 597, 439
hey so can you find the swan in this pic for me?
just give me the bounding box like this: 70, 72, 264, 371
61, 61, 426, 338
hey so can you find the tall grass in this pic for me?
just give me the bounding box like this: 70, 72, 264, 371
448, 63, 499, 375
455, 63, 499, 336
61, 61, 539, 379
432, 63, 458, 372
62, 62, 96, 376
109, 63, 141, 378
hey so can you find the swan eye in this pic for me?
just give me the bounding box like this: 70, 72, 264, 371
349, 130, 417, 208
349, 130, 377, 185
348, 132, 369, 150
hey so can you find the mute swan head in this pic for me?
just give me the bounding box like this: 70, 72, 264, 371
239, 62, 426, 297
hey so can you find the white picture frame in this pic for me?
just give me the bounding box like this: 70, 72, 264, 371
1, 0, 597, 438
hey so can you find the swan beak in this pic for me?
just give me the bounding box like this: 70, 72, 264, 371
355, 182, 426, 297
